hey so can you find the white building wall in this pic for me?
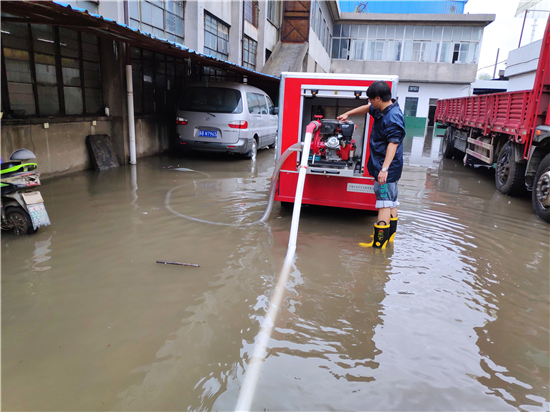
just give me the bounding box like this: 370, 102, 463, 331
398, 82, 469, 118
505, 39, 542, 92
308, 1, 333, 73
507, 73, 537, 92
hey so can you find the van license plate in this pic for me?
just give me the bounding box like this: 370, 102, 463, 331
199, 130, 218, 138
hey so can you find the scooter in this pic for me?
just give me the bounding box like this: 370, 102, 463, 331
1, 149, 51, 235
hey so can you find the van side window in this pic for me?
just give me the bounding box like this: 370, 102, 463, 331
266, 95, 274, 115
247, 93, 260, 114
254, 93, 268, 115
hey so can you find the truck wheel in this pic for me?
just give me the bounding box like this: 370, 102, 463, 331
5, 206, 37, 235
442, 128, 456, 159
532, 153, 550, 223
495, 141, 526, 196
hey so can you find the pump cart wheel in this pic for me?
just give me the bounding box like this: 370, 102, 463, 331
5, 206, 37, 235
495, 141, 526, 196
246, 138, 257, 159
532, 153, 550, 223
442, 127, 457, 159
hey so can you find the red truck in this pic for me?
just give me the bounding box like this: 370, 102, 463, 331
436, 19, 550, 223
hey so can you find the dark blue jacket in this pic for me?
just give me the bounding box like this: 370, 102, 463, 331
367, 101, 406, 183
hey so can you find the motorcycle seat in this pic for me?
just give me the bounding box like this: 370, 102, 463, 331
1, 162, 20, 171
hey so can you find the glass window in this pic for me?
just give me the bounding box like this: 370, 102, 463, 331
179, 87, 243, 113
433, 26, 443, 41
368, 40, 384, 61
439, 42, 451, 63
389, 41, 402, 61
443, 27, 453, 41
413, 26, 423, 40
472, 27, 481, 41
332, 39, 340, 58
341, 24, 350, 38
458, 43, 469, 63
404, 97, 418, 117
395, 26, 404, 39
339, 39, 349, 59
204, 13, 229, 60
377, 25, 386, 39
243, 36, 257, 69
32, 25, 56, 55
129, 0, 139, 19
368, 25, 378, 39
37, 85, 60, 116
350, 25, 359, 38
254, 93, 268, 114
430, 42, 440, 62
403, 40, 412, 61
333, 24, 341, 38
452, 27, 462, 41
358, 25, 368, 38
461, 27, 472, 41
386, 25, 395, 40
467, 42, 478, 64
404, 26, 414, 39
350, 39, 365, 60
423, 26, 433, 40
267, 0, 278, 23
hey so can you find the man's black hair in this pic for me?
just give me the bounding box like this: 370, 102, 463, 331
366, 81, 392, 102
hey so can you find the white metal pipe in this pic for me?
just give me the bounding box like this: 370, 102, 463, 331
235, 122, 319, 412
126, 64, 137, 165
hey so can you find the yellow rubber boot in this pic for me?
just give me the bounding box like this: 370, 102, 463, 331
359, 221, 391, 249
389, 216, 398, 242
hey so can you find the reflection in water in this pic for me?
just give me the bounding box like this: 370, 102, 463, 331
1, 133, 548, 411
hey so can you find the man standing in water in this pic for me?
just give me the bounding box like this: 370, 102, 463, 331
337, 81, 405, 249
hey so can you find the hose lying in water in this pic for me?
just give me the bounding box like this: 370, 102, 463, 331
235, 121, 319, 411
164, 142, 303, 226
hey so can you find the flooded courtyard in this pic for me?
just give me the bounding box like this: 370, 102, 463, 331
2, 127, 549, 411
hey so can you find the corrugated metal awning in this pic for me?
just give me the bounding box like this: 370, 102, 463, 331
1, 0, 279, 83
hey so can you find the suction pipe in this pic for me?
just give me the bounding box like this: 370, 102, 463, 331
235, 121, 319, 412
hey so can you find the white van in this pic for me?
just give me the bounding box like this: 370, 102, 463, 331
176, 82, 278, 158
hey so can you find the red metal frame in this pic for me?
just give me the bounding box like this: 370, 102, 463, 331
275, 73, 398, 210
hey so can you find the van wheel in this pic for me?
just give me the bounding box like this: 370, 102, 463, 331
6, 206, 37, 235
246, 139, 257, 159
532, 153, 550, 223
495, 141, 526, 196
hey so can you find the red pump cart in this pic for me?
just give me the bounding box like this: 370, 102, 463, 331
275, 72, 399, 210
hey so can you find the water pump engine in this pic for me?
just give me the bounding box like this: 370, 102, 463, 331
310, 119, 357, 167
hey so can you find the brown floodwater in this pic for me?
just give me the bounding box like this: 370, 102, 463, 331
2, 127, 549, 411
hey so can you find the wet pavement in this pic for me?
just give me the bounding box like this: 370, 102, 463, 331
2, 127, 549, 411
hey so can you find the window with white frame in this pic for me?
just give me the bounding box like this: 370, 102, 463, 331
243, 36, 257, 70
332, 24, 481, 64
204, 12, 229, 60
129, 1, 184, 44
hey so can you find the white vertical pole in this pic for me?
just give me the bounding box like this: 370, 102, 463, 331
126, 63, 137, 165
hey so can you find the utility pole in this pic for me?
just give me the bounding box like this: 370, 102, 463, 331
493, 48, 500, 79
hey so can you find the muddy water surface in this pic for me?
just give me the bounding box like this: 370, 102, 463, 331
2, 128, 549, 411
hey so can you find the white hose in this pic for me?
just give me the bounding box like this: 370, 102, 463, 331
164, 143, 303, 226
235, 123, 318, 412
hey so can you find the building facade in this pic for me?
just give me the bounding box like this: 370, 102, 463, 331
1, 1, 494, 177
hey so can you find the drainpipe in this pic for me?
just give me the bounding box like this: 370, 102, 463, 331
126, 44, 137, 165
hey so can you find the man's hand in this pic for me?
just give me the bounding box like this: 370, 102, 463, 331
378, 170, 388, 185
337, 113, 349, 121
